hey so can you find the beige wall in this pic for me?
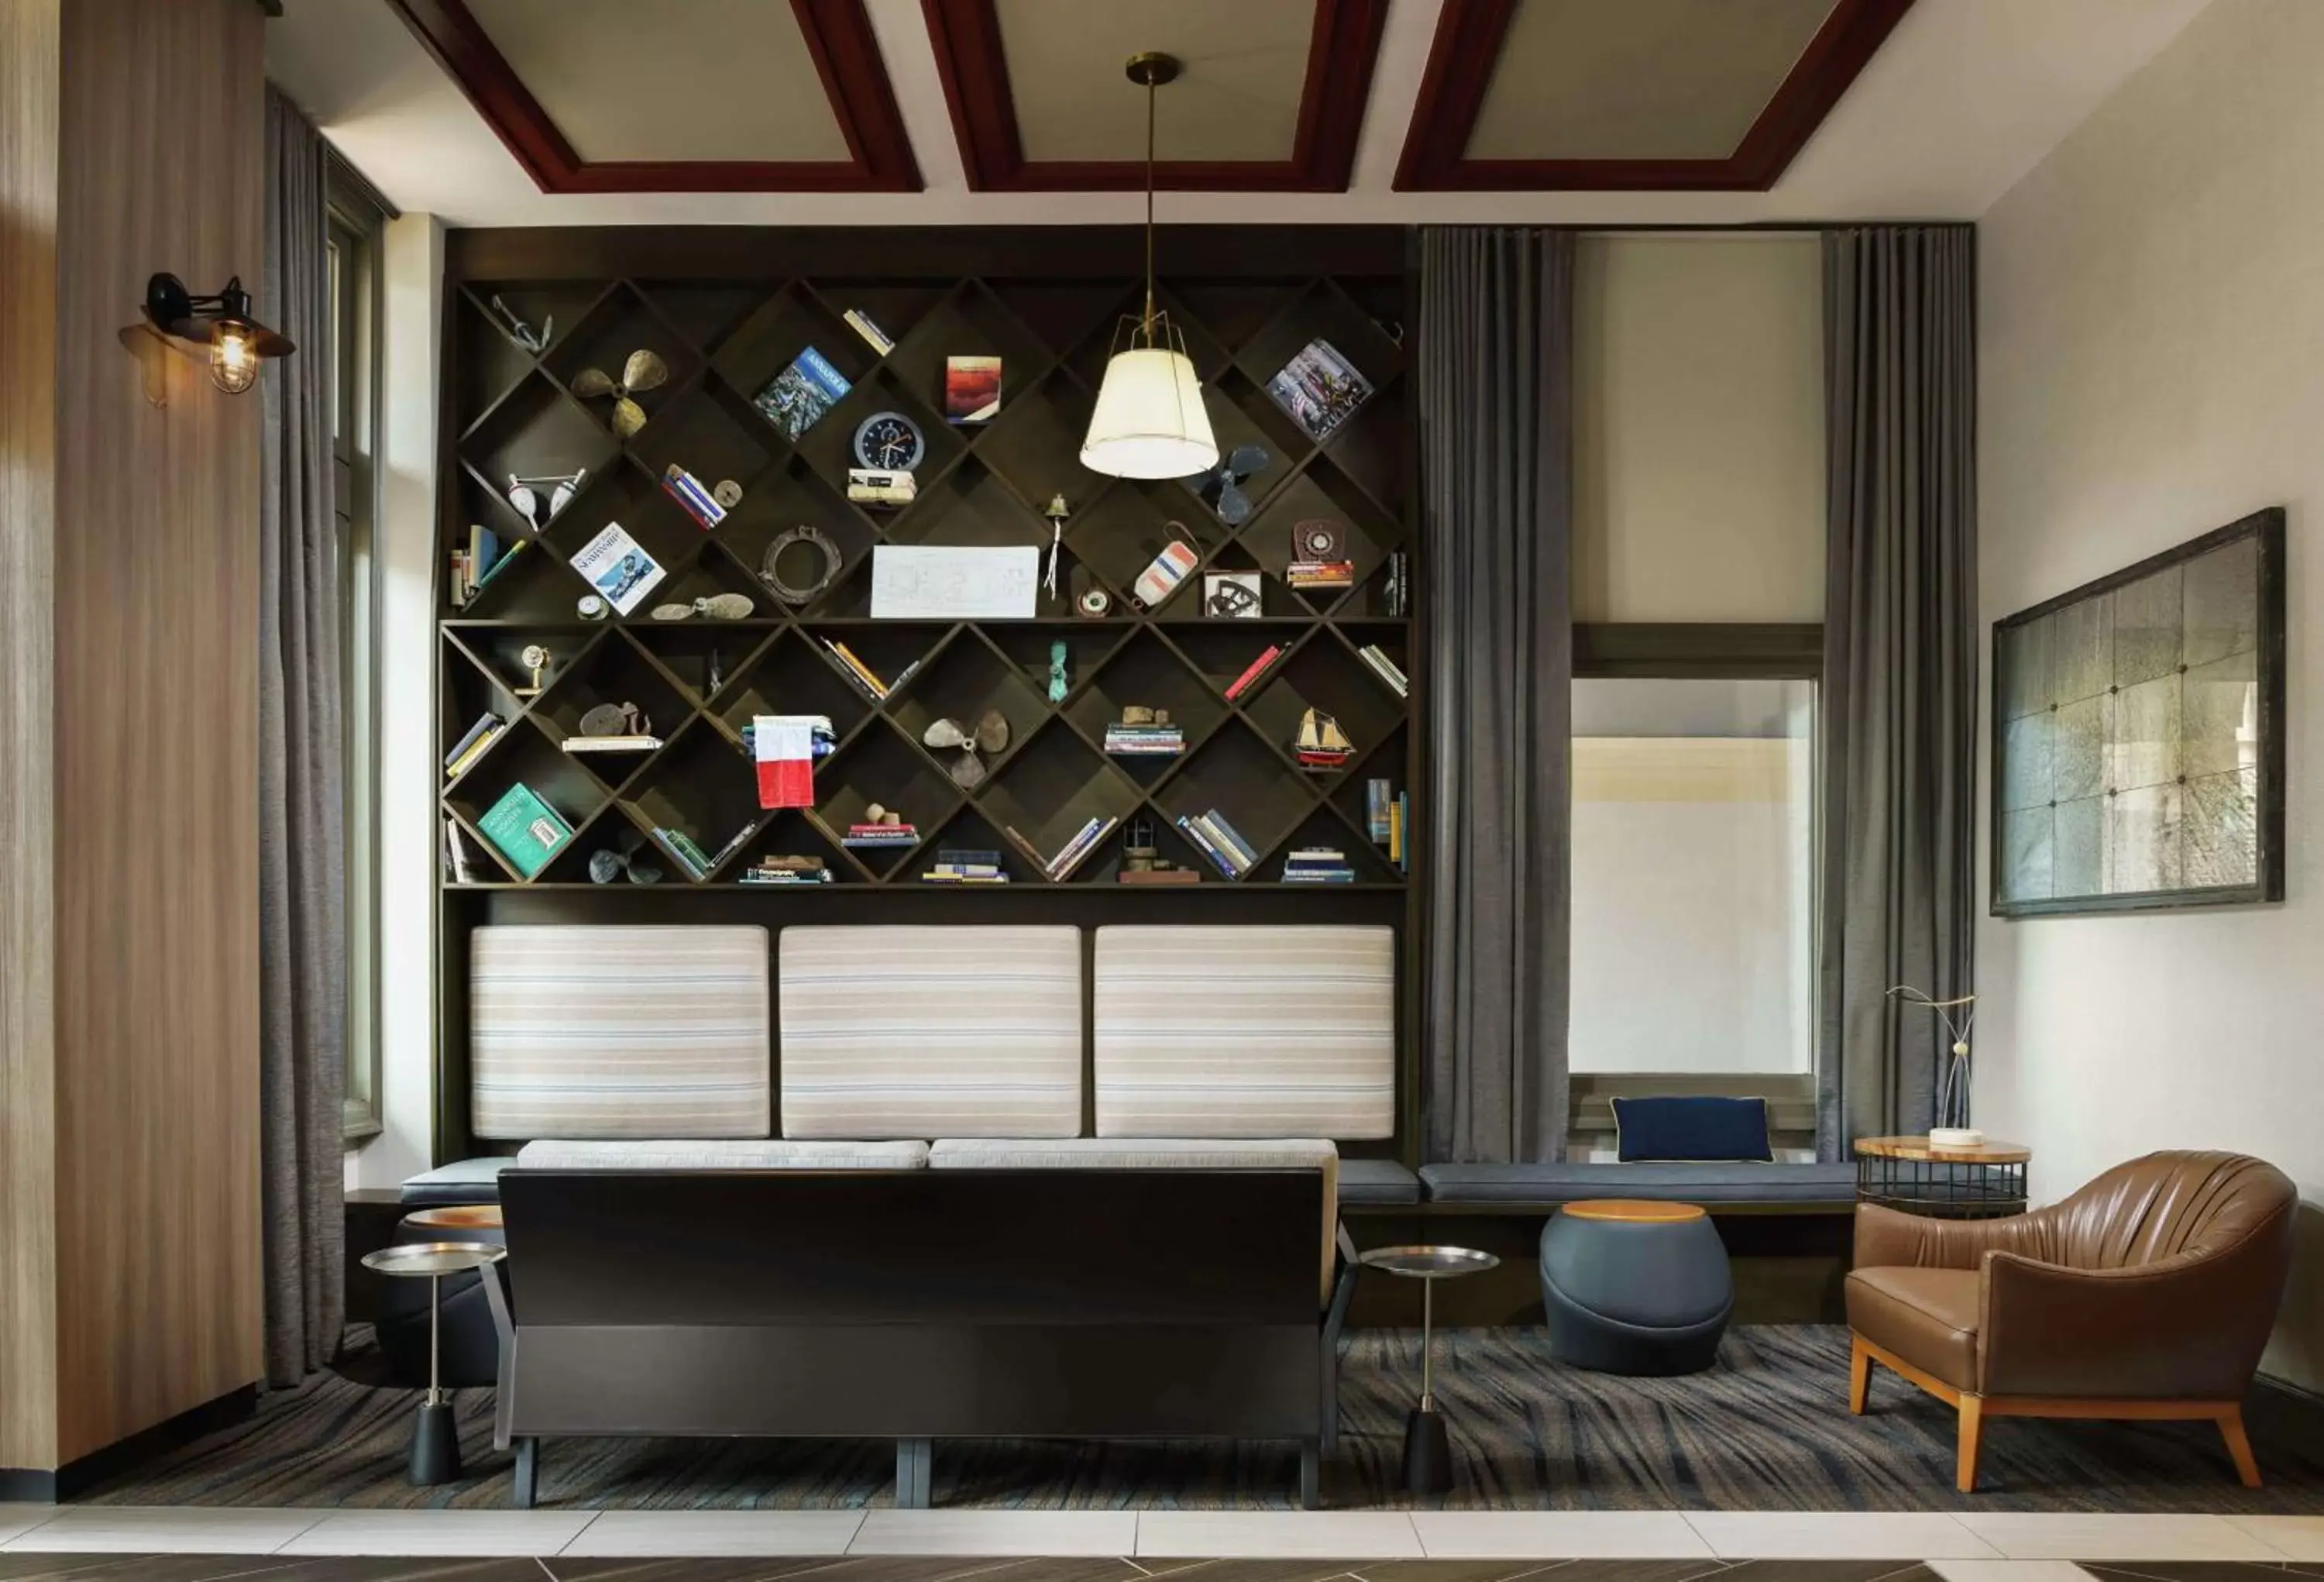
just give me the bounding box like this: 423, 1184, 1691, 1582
1978, 0, 2324, 1390
0, 0, 264, 1470
1573, 233, 1825, 624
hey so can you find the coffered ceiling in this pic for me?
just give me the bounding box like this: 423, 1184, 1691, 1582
270, 0, 2219, 224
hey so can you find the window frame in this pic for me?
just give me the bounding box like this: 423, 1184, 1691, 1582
1566, 623, 1827, 1149
328, 153, 394, 1144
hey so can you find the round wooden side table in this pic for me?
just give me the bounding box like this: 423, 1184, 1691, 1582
1855, 1136, 2031, 1219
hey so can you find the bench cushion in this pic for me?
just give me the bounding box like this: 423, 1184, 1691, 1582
1339, 1158, 1422, 1205
469, 925, 771, 1140
517, 1138, 928, 1170
1092, 925, 1394, 1140
1419, 1161, 1858, 1207
930, 1137, 1339, 1300
399, 1156, 517, 1207
779, 926, 1081, 1140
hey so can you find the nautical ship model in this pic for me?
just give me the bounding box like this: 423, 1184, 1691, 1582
1294, 707, 1355, 772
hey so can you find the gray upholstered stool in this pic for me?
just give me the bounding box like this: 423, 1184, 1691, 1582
1539, 1199, 1733, 1376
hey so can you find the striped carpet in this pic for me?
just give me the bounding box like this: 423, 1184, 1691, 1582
84, 1326, 2324, 1513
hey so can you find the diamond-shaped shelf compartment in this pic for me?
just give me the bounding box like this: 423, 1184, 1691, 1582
638, 542, 768, 623
964, 366, 1095, 518
1065, 284, 1234, 390
1329, 722, 1408, 831
451, 627, 596, 721
1167, 542, 1315, 623
713, 628, 873, 745
1241, 637, 1405, 788
709, 283, 885, 425
1066, 481, 1226, 614
790, 364, 963, 511
634, 281, 766, 357
459, 370, 621, 507
457, 283, 607, 413
544, 280, 703, 445
1071, 808, 1217, 886
885, 631, 1049, 780
916, 804, 1045, 886
451, 524, 593, 624
1153, 717, 1314, 875
625, 380, 785, 511
885, 279, 1058, 421
545, 458, 714, 590
1232, 277, 1406, 410
737, 807, 858, 886
977, 721, 1144, 878
985, 280, 1136, 366
442, 715, 606, 879
440, 631, 536, 762
628, 622, 768, 712
528, 629, 690, 794
617, 719, 765, 883
882, 453, 1040, 552
1241, 459, 1405, 615
799, 280, 951, 367
982, 621, 1129, 710
814, 720, 961, 879
1165, 623, 1308, 700
715, 455, 876, 614
1271, 805, 1401, 886
803, 621, 949, 708
1066, 629, 1227, 788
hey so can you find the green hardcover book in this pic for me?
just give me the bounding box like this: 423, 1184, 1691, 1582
477, 782, 572, 879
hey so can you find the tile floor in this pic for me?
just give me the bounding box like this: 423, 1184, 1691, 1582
0, 1508, 2320, 1574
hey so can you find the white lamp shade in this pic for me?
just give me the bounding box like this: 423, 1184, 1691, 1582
1079, 346, 1219, 479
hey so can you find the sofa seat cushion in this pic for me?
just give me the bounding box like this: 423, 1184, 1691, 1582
1093, 925, 1394, 1140
517, 1138, 930, 1170
779, 926, 1081, 1140
1339, 1158, 1422, 1205
399, 1157, 517, 1207
930, 1137, 1339, 1301
1418, 1161, 1858, 1208
469, 925, 771, 1140
1847, 1266, 1982, 1391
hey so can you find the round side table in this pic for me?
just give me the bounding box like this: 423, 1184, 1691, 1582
1855, 1136, 2031, 1219
361, 1240, 508, 1484
1358, 1243, 1498, 1494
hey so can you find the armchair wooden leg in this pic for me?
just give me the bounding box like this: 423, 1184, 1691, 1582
1848, 1333, 1872, 1415
2218, 1405, 2262, 1488
1956, 1394, 1985, 1494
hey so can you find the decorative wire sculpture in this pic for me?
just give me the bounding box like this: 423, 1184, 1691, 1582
1887, 985, 1977, 1136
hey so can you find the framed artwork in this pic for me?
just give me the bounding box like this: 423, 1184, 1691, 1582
1991, 508, 2285, 917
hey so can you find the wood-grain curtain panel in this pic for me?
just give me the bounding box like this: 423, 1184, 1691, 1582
1818, 225, 1978, 1157
260, 83, 345, 1382
1417, 228, 1575, 1163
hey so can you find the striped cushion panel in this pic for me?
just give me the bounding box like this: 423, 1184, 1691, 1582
1093, 925, 1394, 1140
517, 1138, 927, 1170
469, 926, 770, 1141
779, 926, 1082, 1139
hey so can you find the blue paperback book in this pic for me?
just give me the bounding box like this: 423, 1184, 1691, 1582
753, 346, 851, 440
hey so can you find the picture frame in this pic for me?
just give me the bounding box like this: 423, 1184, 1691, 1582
1204, 571, 1263, 619
1989, 507, 2285, 917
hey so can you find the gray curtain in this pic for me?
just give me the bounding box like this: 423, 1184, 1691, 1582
259, 83, 346, 1382
1817, 225, 1978, 1158
1417, 228, 1575, 1164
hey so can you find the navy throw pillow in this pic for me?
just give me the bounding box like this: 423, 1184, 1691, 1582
1611, 1095, 1773, 1162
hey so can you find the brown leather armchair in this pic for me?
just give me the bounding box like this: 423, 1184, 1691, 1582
1846, 1150, 2295, 1492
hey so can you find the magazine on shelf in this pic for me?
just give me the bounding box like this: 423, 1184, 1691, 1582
566, 521, 665, 616
1265, 337, 1373, 443
753, 346, 851, 440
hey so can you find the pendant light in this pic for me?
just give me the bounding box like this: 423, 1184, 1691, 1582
1079, 52, 1219, 480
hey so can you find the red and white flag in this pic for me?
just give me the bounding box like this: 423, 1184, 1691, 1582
755, 715, 816, 809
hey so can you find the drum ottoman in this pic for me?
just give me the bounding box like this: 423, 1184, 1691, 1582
1539, 1199, 1733, 1375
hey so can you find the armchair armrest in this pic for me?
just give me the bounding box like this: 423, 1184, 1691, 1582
1855, 1202, 2051, 1271
1980, 1236, 2287, 1400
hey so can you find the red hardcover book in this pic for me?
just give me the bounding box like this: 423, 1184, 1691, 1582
1223, 645, 1283, 701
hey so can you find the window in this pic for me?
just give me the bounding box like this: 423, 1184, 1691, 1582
1569, 676, 1817, 1076
329, 158, 391, 1142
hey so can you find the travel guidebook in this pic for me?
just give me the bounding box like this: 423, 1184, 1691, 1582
754, 346, 851, 440
567, 521, 665, 616
1265, 336, 1373, 443
944, 355, 1002, 423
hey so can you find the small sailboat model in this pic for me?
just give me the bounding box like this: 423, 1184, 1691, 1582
1294, 707, 1355, 771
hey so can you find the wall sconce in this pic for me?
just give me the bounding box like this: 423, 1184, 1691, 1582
129, 273, 296, 398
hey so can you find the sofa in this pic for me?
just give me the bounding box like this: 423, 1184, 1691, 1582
450, 921, 1395, 1508
1847, 1150, 2296, 1491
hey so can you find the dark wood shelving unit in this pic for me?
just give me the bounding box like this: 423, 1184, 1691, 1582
434, 226, 1423, 1161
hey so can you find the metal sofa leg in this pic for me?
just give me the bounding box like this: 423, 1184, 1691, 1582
511, 1436, 538, 1509
1298, 1437, 1322, 1510
896, 1437, 932, 1509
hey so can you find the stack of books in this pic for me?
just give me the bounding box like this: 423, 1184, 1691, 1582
445, 711, 507, 780
661, 465, 726, 531
843, 308, 893, 354
449, 525, 526, 608
1103, 721, 1184, 756
1004, 816, 1118, 882
1357, 645, 1409, 698
921, 848, 1009, 885
563, 732, 662, 755
822, 639, 917, 703
740, 855, 831, 885
1282, 847, 1356, 884
1287, 559, 1354, 590
1176, 809, 1260, 879
843, 822, 920, 849
1223, 645, 1284, 701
